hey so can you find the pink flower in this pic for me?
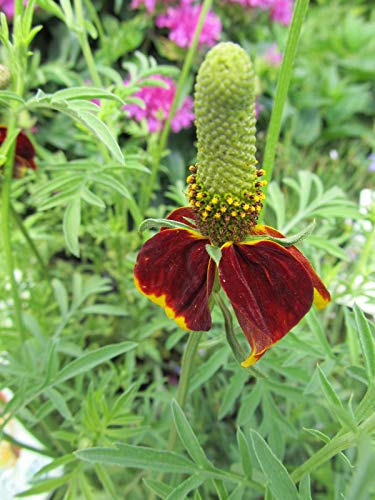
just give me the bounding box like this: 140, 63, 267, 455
124, 76, 194, 133
224, 0, 293, 25
156, 0, 221, 49
0, 0, 16, 17
270, 0, 293, 25
130, 0, 157, 13
264, 44, 283, 66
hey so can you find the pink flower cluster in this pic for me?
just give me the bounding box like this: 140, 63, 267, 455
131, 0, 221, 49
124, 75, 194, 133
156, 0, 221, 49
226, 0, 293, 25
0, 0, 17, 18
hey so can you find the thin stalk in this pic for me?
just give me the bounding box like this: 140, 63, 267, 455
215, 293, 246, 364
140, 0, 213, 214
10, 203, 50, 279
1, 127, 25, 341
167, 332, 203, 450
1, 431, 54, 457
261, 0, 310, 216
291, 413, 375, 483
73, 0, 102, 87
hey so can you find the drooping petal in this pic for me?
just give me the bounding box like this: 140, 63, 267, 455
134, 228, 214, 331
218, 240, 315, 366
253, 225, 331, 309
165, 206, 198, 229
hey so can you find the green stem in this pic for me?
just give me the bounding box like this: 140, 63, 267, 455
73, 0, 102, 87
215, 293, 246, 364
291, 413, 375, 483
1, 128, 25, 341
10, 203, 50, 279
140, 0, 213, 214
167, 332, 203, 450
261, 0, 310, 216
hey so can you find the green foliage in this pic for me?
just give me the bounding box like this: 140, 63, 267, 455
0, 0, 374, 498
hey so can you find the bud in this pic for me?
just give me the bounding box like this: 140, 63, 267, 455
0, 64, 12, 89
187, 42, 265, 246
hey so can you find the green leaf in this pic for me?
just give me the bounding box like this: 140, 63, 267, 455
249, 430, 300, 500
171, 400, 212, 468
143, 479, 173, 498
81, 304, 128, 316
63, 196, 81, 257
44, 387, 73, 420
299, 474, 312, 500
166, 475, 205, 500
95, 172, 130, 199
0, 90, 24, 104
76, 444, 198, 474
139, 218, 196, 233
17, 473, 74, 497
317, 365, 357, 431
237, 428, 253, 479
205, 245, 222, 266
51, 87, 124, 104
50, 341, 136, 385
353, 304, 375, 382
51, 279, 69, 318
34, 454, 76, 477
81, 187, 106, 209
244, 221, 315, 247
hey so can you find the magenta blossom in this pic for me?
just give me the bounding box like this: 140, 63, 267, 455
130, 0, 157, 13
264, 44, 283, 66
270, 0, 293, 25
0, 0, 16, 17
124, 76, 194, 133
224, 0, 293, 25
156, 0, 221, 49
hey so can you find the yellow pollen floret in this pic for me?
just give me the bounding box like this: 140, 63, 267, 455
202, 211, 208, 218
243, 203, 250, 211
233, 200, 240, 207
186, 175, 194, 183
195, 201, 201, 208
256, 205, 262, 211
220, 206, 227, 213
253, 195, 260, 202
240, 212, 246, 218
211, 197, 219, 205
206, 205, 212, 211
226, 196, 233, 205
231, 211, 237, 217
196, 192, 204, 200
250, 206, 256, 212
259, 180, 268, 186
191, 183, 197, 190
214, 212, 221, 219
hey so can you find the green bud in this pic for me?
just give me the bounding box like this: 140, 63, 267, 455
187, 43, 266, 246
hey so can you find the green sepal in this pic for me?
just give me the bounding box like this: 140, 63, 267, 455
244, 221, 316, 247
139, 218, 198, 233
205, 244, 222, 266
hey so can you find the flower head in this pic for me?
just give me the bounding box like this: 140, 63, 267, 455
124, 76, 194, 133
155, 0, 222, 49
224, 0, 293, 25
0, 126, 37, 178
134, 43, 330, 366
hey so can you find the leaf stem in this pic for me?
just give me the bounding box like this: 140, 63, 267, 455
261, 0, 310, 215
10, 203, 50, 279
140, 0, 212, 214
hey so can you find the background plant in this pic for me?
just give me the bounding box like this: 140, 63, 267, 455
0, 0, 374, 498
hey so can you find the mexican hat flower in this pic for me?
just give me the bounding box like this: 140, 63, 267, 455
0, 126, 37, 178
134, 43, 330, 366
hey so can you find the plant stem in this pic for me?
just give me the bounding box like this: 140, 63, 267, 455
291, 413, 375, 483
73, 0, 102, 87
167, 332, 203, 451
140, 0, 213, 214
261, 0, 310, 216
10, 203, 50, 279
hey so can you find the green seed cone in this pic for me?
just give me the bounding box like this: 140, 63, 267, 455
195, 42, 257, 198
187, 43, 264, 245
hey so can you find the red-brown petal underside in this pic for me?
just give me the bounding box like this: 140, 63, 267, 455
134, 228, 214, 331
164, 206, 197, 229
218, 240, 315, 366
253, 224, 331, 309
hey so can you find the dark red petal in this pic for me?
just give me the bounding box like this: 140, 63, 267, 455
218, 240, 315, 366
163, 206, 198, 229
0, 126, 37, 170
253, 224, 331, 309
134, 228, 214, 331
